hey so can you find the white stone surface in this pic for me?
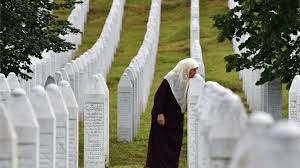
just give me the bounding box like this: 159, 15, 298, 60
117, 73, 134, 142
289, 75, 300, 122
0, 73, 10, 102
29, 86, 56, 168
187, 74, 205, 168
84, 75, 105, 168
0, 104, 17, 168
61, 68, 71, 83
209, 93, 247, 168
46, 84, 69, 168
6, 88, 39, 168
230, 111, 274, 168
54, 71, 64, 84
242, 121, 300, 168
97, 74, 109, 166
58, 81, 79, 168
7, 72, 21, 91
64, 63, 76, 96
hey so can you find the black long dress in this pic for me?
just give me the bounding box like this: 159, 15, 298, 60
146, 79, 184, 168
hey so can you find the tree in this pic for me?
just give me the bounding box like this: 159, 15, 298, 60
213, 0, 300, 88
0, 0, 81, 80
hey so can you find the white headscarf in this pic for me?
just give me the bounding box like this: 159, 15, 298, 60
164, 58, 199, 113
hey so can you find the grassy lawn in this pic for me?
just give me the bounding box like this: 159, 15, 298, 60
72, 0, 289, 167
106, 0, 191, 167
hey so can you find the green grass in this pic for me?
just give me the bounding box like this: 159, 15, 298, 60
72, 0, 289, 167
106, 0, 191, 167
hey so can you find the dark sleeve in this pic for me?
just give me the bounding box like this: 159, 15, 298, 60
153, 79, 169, 115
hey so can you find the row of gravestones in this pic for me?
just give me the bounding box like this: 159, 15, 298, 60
0, 73, 109, 168
117, 0, 161, 142
227, 0, 282, 118
58, 0, 125, 117
187, 74, 300, 168
19, 0, 90, 94
0, 0, 126, 167
190, 0, 205, 78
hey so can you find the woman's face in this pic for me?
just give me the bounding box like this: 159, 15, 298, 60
189, 67, 198, 78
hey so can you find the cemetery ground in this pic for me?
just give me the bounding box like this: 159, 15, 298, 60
63, 0, 289, 167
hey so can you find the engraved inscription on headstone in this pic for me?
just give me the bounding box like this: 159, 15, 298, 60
84, 103, 105, 167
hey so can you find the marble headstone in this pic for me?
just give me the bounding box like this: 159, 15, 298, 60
58, 81, 79, 168
0, 104, 17, 168
29, 86, 56, 168
187, 74, 205, 168
117, 73, 134, 142
6, 88, 39, 168
0, 73, 10, 102
7, 72, 21, 91
289, 75, 300, 122
46, 84, 69, 168
84, 75, 105, 168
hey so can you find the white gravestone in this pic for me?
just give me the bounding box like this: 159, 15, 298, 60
54, 71, 64, 84
97, 74, 109, 166
84, 75, 105, 168
70, 61, 80, 104
262, 79, 282, 120
230, 111, 274, 168
0, 73, 10, 102
65, 63, 76, 95
209, 93, 247, 168
61, 68, 71, 83
243, 121, 300, 168
58, 81, 79, 168
46, 84, 69, 168
117, 73, 134, 142
6, 88, 39, 168
187, 74, 205, 168
197, 82, 226, 168
124, 67, 139, 137
0, 104, 17, 168
7, 72, 21, 91
29, 86, 56, 168
289, 75, 300, 122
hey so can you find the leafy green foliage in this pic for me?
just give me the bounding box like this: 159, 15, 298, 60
0, 0, 81, 79
213, 0, 300, 88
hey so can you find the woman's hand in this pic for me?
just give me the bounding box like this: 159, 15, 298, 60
157, 114, 165, 126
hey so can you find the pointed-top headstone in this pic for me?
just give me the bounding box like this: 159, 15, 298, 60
61, 68, 71, 82
289, 75, 300, 122
244, 121, 300, 168
117, 73, 134, 142
6, 88, 39, 168
230, 111, 274, 168
7, 72, 21, 91
29, 85, 56, 168
58, 80, 79, 168
0, 73, 10, 102
97, 73, 109, 166
84, 75, 106, 168
46, 84, 69, 168
45, 76, 56, 88
0, 104, 17, 168
54, 71, 64, 84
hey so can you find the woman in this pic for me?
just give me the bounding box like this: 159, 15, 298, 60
146, 58, 199, 168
